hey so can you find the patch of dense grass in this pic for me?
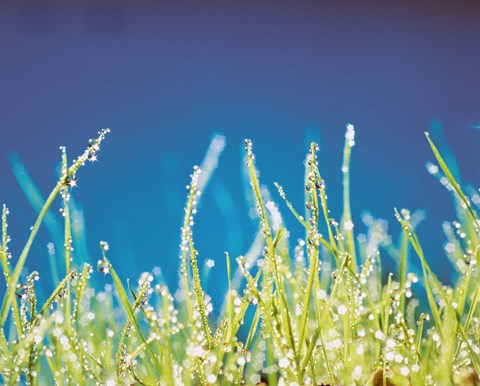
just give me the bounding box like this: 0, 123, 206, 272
0, 126, 479, 385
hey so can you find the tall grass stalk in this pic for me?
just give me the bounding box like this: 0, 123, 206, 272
0, 126, 479, 385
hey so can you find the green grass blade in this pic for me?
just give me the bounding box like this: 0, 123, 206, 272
425, 132, 479, 236
30, 270, 76, 327
107, 260, 162, 372
0, 129, 110, 327
341, 124, 357, 270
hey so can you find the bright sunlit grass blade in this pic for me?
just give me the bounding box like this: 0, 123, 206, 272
105, 255, 161, 374
1, 127, 479, 385
0, 129, 110, 328
61, 148, 73, 334
0, 206, 23, 339
341, 123, 357, 270
30, 270, 76, 327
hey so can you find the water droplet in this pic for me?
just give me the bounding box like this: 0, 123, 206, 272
97, 259, 110, 274
315, 180, 325, 189
65, 174, 78, 188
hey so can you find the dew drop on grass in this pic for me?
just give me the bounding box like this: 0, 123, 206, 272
337, 305, 347, 315
315, 179, 325, 189
374, 331, 384, 340
97, 259, 110, 274
278, 357, 290, 368
206, 374, 217, 383
15, 284, 27, 299
100, 241, 110, 251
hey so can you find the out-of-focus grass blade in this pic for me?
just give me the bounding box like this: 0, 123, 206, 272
425, 132, 479, 235
8, 154, 64, 243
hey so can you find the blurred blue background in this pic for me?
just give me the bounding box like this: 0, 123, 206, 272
0, 1, 478, 299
